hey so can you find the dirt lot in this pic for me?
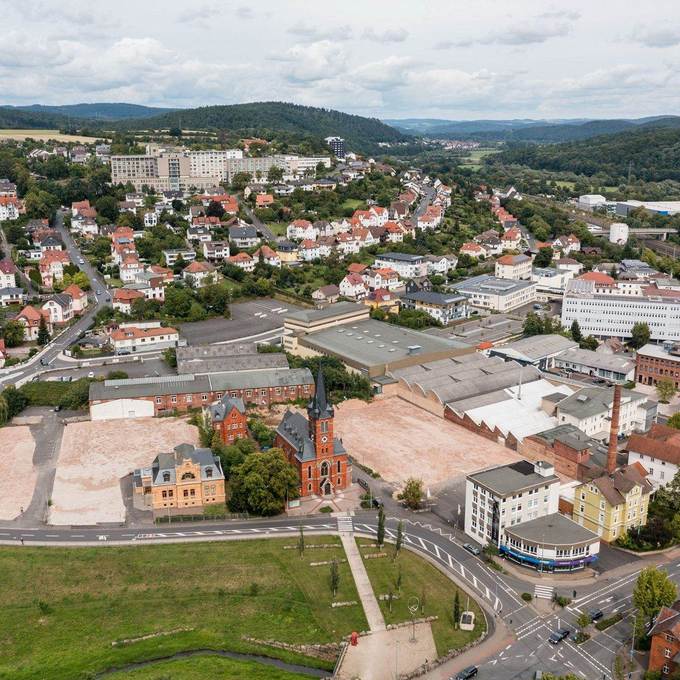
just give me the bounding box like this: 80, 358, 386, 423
0, 426, 36, 520
334, 397, 520, 487
49, 417, 199, 525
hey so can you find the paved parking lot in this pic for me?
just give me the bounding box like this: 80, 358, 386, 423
178, 299, 302, 345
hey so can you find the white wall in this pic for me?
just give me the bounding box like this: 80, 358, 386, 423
91, 399, 154, 421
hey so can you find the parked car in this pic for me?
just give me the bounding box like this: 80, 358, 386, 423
78, 258, 85, 265
463, 543, 480, 556
40, 358, 49, 366
454, 667, 478, 679
548, 629, 571, 644
372, 497, 383, 508
87, 371, 95, 378
53, 405, 62, 412
589, 609, 604, 622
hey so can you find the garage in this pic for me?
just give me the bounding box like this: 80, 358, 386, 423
90, 398, 155, 421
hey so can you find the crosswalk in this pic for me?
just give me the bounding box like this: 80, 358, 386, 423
534, 584, 554, 600
337, 516, 353, 533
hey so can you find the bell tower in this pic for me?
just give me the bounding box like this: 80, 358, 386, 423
307, 368, 334, 458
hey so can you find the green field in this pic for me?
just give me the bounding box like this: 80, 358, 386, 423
356, 538, 486, 655
106, 655, 310, 679
265, 222, 290, 237
458, 147, 498, 170
340, 198, 365, 211
0, 538, 364, 679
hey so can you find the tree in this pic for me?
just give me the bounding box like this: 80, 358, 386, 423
630, 322, 651, 349
576, 611, 591, 633
298, 525, 305, 558
37, 315, 50, 346
163, 347, 177, 368
329, 559, 340, 597
395, 564, 403, 594
656, 377, 677, 404
196, 411, 214, 447
667, 412, 680, 429
633, 567, 677, 631
2, 320, 24, 347
228, 448, 299, 516
534, 246, 554, 268
377, 505, 385, 548
0, 393, 8, 427
570, 320, 583, 343
394, 520, 403, 560
399, 478, 423, 510
453, 591, 461, 629
267, 165, 283, 183
231, 171, 252, 191
169, 127, 182, 138
580, 335, 599, 351
206, 200, 225, 219
523, 311, 545, 336
2, 385, 27, 419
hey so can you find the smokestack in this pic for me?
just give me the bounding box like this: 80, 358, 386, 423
607, 384, 622, 474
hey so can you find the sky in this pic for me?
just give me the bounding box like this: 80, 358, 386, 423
2, 0, 680, 120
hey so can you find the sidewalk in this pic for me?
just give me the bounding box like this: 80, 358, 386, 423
339, 526, 385, 632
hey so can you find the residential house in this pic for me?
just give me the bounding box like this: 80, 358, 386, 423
120, 255, 145, 283
627, 423, 680, 490
404, 277, 433, 295
144, 211, 158, 228
384, 221, 404, 243
0, 287, 25, 307
162, 249, 196, 267
647, 601, 680, 677
426, 254, 457, 275
64, 284, 88, 314
207, 396, 248, 444
228, 225, 260, 249
459, 242, 486, 259
276, 240, 299, 265
132, 444, 226, 517
186, 225, 213, 244
42, 294, 74, 325
287, 219, 318, 241
182, 261, 217, 288
339, 273, 368, 299
501, 227, 522, 250
71, 199, 91, 217
112, 287, 145, 315
298, 240, 321, 262
16, 305, 52, 341
555, 258, 584, 275
312, 284, 340, 304
148, 265, 174, 283
203, 241, 230, 261
110, 325, 179, 354
401, 291, 469, 325
227, 252, 255, 272
253, 245, 281, 267
363, 267, 400, 291
373, 252, 428, 279
0, 258, 17, 288
0, 197, 20, 221
553, 234, 581, 255
39, 250, 70, 288
495, 254, 533, 281
39, 236, 63, 252
364, 288, 400, 313
255, 193, 274, 208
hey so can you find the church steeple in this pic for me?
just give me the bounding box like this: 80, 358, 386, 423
307, 368, 334, 421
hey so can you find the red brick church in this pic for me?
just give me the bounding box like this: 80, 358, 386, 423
275, 370, 350, 498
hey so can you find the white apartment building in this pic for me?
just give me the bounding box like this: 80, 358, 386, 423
495, 254, 532, 281
189, 149, 243, 178
110, 325, 179, 354
465, 460, 560, 548
554, 387, 654, 439
532, 267, 574, 295
627, 424, 680, 490
373, 252, 428, 279
561, 278, 680, 341
456, 275, 537, 312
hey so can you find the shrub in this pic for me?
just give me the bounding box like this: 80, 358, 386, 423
552, 594, 572, 608
521, 592, 533, 602
595, 612, 623, 631
319, 506, 333, 513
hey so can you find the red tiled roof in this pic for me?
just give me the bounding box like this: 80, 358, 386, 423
578, 272, 615, 285
111, 326, 178, 342
112, 288, 144, 301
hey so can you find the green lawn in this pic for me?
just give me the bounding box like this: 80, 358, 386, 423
0, 538, 365, 679
266, 222, 290, 237
106, 655, 310, 679
356, 538, 486, 656
341, 198, 364, 211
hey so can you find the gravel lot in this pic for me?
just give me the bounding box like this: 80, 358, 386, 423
49, 417, 199, 525
334, 397, 520, 487
0, 426, 37, 520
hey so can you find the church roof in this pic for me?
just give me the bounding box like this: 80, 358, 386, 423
307, 369, 333, 420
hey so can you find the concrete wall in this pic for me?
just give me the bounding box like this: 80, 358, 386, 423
90, 398, 155, 421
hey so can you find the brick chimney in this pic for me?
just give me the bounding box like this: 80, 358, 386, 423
607, 384, 622, 474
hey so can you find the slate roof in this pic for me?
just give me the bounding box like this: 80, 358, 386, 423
209, 395, 246, 422
149, 444, 224, 486
592, 464, 653, 507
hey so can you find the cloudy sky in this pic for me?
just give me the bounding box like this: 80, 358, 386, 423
2, 0, 680, 120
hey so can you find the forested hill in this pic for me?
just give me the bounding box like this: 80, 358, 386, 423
489, 126, 680, 183
11, 103, 177, 120
107, 102, 407, 150
0, 107, 70, 129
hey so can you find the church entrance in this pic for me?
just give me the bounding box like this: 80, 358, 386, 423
321, 479, 332, 495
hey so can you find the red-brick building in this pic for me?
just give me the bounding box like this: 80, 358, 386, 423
207, 395, 248, 444
275, 370, 350, 498
648, 600, 680, 676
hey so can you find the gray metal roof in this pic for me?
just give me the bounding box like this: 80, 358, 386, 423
456, 275, 535, 296
554, 348, 635, 374
89, 368, 313, 401
229, 226, 258, 239
468, 460, 559, 496
299, 319, 469, 371
402, 291, 467, 306
376, 252, 425, 263
556, 386, 645, 420
177, 343, 289, 375
285, 301, 366, 324
504, 513, 599, 547
490, 335, 578, 363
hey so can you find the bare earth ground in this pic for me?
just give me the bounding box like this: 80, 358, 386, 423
49, 417, 199, 525
0, 426, 36, 520
334, 397, 520, 487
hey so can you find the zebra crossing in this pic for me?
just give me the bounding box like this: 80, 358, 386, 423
534, 584, 554, 600
336, 515, 354, 533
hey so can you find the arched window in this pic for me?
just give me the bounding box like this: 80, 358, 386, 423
162, 472, 170, 482
181, 472, 195, 480
320, 461, 330, 477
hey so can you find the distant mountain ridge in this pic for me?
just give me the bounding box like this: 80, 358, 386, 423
9, 103, 178, 120
384, 115, 680, 143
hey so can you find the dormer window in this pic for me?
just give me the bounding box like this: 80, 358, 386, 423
181, 472, 195, 480
162, 472, 170, 482
206, 468, 213, 478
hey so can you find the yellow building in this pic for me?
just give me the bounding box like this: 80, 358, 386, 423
134, 443, 226, 518
572, 464, 652, 542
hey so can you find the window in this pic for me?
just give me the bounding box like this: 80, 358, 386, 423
181, 472, 195, 480
665, 648, 672, 658
171, 395, 177, 404
183, 489, 189, 497
162, 472, 170, 482
206, 468, 213, 478
155, 396, 162, 404
337, 460, 341, 473
186, 394, 192, 403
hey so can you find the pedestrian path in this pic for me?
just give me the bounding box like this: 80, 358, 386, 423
336, 515, 353, 533
534, 584, 554, 600
338, 515, 385, 632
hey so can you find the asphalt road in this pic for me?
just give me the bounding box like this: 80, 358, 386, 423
241, 203, 277, 242
0, 210, 111, 389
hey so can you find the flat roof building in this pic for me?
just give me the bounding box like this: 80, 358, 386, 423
488, 334, 578, 370
554, 348, 635, 383
455, 275, 537, 312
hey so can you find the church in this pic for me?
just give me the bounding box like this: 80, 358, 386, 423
275, 369, 351, 498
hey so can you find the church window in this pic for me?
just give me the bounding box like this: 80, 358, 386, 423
321, 421, 329, 433
320, 461, 330, 477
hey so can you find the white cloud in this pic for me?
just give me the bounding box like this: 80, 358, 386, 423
362, 27, 409, 43
287, 23, 353, 42
630, 26, 680, 48
273, 40, 348, 83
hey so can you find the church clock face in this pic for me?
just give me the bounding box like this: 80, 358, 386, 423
321, 435, 328, 443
